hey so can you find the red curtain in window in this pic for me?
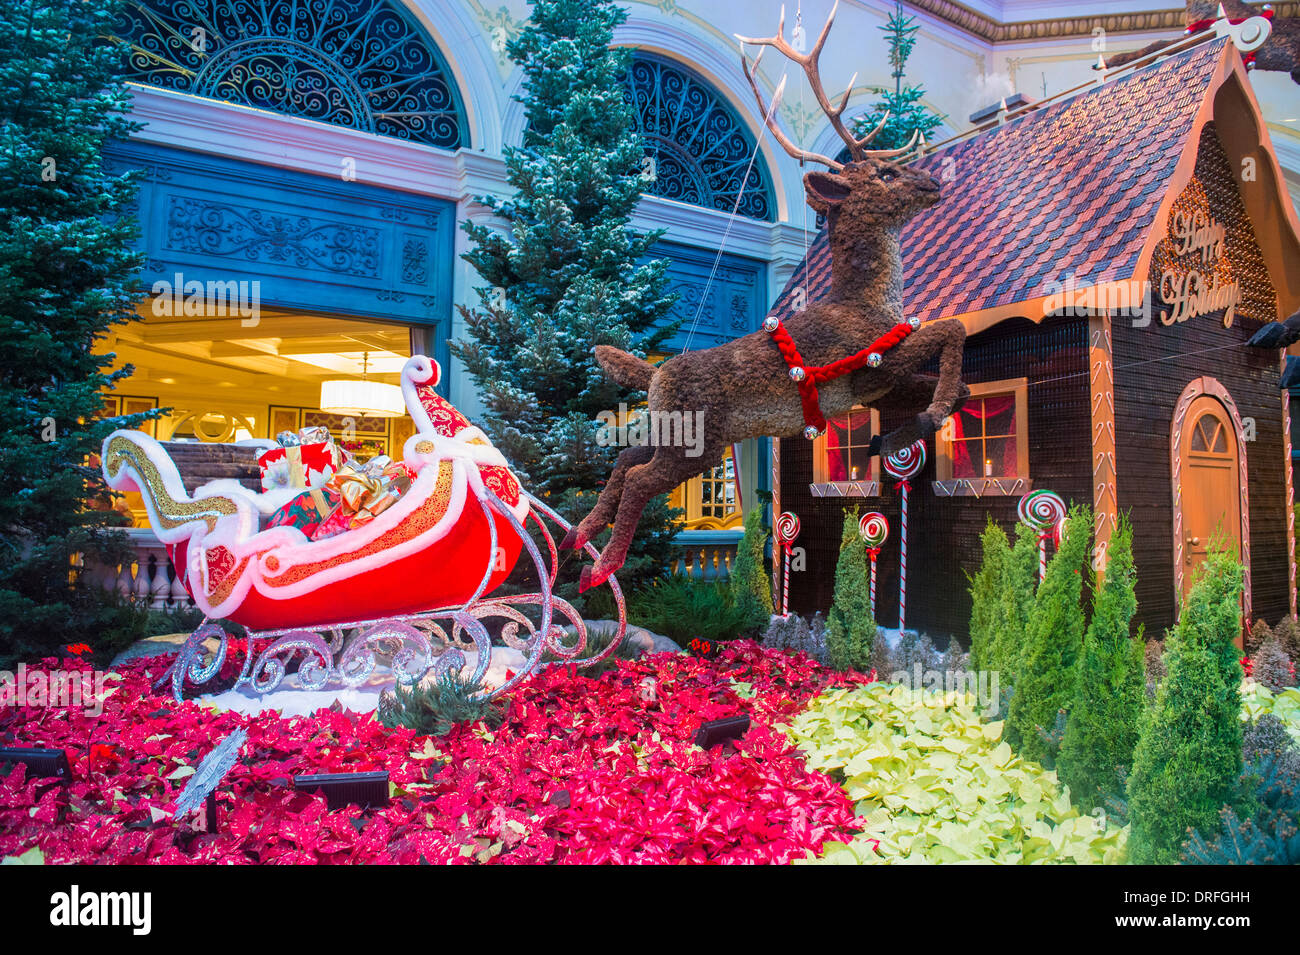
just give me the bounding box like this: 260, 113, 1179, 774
826, 421, 848, 480
950, 395, 1017, 478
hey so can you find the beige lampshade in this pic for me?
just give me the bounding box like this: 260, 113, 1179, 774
319, 378, 405, 418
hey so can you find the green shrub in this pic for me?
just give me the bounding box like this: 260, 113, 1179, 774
989, 522, 1039, 689
1183, 716, 1300, 865
627, 575, 752, 644
1127, 549, 1245, 864
763, 612, 829, 665
1058, 518, 1144, 811
968, 519, 1009, 674
378, 668, 506, 737
1006, 504, 1091, 764
730, 506, 773, 632
826, 510, 874, 672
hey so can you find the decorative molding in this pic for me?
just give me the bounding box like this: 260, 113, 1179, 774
112, 0, 467, 148
1089, 314, 1117, 573
1284, 376, 1297, 617
771, 435, 781, 606
931, 477, 1029, 498
164, 197, 382, 278
810, 481, 881, 498
905, 1, 1300, 42
1169, 376, 1252, 624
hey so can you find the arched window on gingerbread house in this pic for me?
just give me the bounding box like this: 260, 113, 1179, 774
935, 378, 1030, 493
810, 406, 881, 496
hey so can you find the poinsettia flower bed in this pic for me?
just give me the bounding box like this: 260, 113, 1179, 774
0, 643, 869, 864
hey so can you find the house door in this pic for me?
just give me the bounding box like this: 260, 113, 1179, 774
1176, 395, 1241, 598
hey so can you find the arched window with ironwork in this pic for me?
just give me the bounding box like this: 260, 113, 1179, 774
109, 0, 467, 149
627, 53, 776, 222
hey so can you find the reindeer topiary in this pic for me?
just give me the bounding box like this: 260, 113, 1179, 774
565, 2, 967, 590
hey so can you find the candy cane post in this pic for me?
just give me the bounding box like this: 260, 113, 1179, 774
883, 441, 926, 632
774, 511, 801, 617
1018, 489, 1067, 583
858, 511, 889, 617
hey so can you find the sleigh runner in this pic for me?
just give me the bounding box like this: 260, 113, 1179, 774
102, 356, 626, 702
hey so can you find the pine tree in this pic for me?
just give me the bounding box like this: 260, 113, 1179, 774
851, 2, 945, 152
989, 521, 1039, 689
730, 505, 773, 632
1057, 518, 1145, 812
967, 518, 1009, 674
826, 509, 874, 671
452, 0, 681, 596
0, 0, 157, 664
1006, 504, 1091, 764
1127, 549, 1246, 865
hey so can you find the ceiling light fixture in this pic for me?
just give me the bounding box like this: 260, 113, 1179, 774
319, 352, 405, 417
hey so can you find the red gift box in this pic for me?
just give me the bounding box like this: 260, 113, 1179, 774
258, 427, 343, 492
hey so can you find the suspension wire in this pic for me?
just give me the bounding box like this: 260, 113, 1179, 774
678, 66, 786, 354
1021, 337, 1261, 391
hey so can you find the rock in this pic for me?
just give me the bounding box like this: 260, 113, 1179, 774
110, 632, 221, 667
562, 620, 682, 656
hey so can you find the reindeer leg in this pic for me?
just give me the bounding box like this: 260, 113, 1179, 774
561, 444, 655, 550
868, 375, 970, 457
580, 446, 705, 592
872, 320, 967, 455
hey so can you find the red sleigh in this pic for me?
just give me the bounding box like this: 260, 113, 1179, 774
102, 356, 625, 701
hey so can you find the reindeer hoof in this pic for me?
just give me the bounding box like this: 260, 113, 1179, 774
560, 527, 586, 551
579, 562, 617, 593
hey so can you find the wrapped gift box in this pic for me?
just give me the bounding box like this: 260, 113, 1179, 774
257, 426, 344, 493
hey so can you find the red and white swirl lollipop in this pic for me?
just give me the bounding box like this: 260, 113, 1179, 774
883, 441, 926, 484
1018, 489, 1067, 582
775, 511, 801, 618
883, 440, 926, 632
859, 511, 889, 615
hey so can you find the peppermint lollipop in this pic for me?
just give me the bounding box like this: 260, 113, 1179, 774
1018, 489, 1067, 582
858, 511, 889, 615
883, 440, 926, 632
883, 440, 926, 483
774, 511, 801, 617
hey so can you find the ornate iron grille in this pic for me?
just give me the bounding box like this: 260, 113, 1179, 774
110, 0, 466, 148
628, 53, 775, 222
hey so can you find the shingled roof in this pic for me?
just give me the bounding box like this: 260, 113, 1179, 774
770, 36, 1300, 332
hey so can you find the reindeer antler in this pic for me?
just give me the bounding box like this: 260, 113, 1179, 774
737, 0, 922, 167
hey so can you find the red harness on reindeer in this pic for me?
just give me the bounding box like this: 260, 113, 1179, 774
764, 315, 921, 437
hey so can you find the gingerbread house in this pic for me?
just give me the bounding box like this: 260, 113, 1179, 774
769, 36, 1300, 641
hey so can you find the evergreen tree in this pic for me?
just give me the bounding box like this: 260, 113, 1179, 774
1057, 518, 1145, 811
0, 0, 156, 664
730, 505, 773, 632
1127, 549, 1246, 864
826, 509, 874, 671
989, 522, 1039, 689
1006, 504, 1091, 764
453, 0, 681, 596
851, 2, 945, 152
967, 518, 1009, 674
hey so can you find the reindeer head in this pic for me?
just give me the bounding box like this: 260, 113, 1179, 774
804, 159, 940, 226
738, 1, 940, 227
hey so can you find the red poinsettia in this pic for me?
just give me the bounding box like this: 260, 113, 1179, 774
0, 642, 864, 865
